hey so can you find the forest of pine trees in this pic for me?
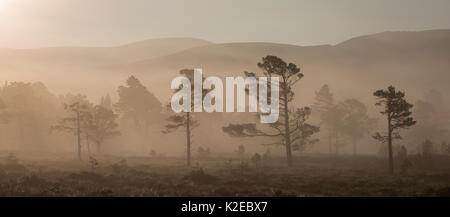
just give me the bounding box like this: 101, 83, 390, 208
0, 56, 449, 176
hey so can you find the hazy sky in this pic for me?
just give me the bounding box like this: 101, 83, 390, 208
1, 0, 450, 48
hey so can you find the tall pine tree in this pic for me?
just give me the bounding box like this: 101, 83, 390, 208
373, 86, 416, 174
223, 56, 318, 166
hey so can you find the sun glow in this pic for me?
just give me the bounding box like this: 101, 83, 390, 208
0, 0, 11, 13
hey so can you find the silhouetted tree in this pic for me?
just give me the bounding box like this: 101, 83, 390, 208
115, 76, 162, 132
81, 109, 94, 155
407, 91, 450, 144
223, 56, 318, 166
373, 85, 416, 175
1, 82, 59, 148
53, 99, 92, 160
316, 96, 376, 155
317, 102, 347, 154
313, 84, 334, 153
163, 69, 208, 167
164, 113, 198, 166
89, 105, 120, 153
337, 99, 377, 155
291, 107, 320, 152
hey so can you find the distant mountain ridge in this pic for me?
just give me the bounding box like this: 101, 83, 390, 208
101, 29, 450, 105
0, 30, 449, 106
0, 37, 212, 69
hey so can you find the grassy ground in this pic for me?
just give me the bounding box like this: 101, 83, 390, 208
0, 153, 449, 197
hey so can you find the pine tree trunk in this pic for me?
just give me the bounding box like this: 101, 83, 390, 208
283, 84, 292, 166
186, 112, 191, 167
388, 115, 394, 175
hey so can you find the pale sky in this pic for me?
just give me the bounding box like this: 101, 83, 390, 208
1, 0, 450, 48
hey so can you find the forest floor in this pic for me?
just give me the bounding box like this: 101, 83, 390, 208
0, 152, 449, 197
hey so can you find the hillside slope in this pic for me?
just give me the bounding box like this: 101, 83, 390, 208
108, 29, 450, 105
1, 30, 449, 106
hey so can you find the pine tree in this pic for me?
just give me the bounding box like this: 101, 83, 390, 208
53, 99, 92, 160
312, 84, 335, 153
337, 99, 377, 155
115, 76, 162, 132
163, 69, 208, 167
373, 85, 416, 174
222, 56, 319, 166
89, 105, 120, 153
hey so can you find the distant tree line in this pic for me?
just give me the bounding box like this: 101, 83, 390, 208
2, 55, 450, 176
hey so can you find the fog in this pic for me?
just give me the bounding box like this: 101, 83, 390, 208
0, 29, 449, 197
1, 30, 449, 156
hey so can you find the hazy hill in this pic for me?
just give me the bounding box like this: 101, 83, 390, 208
1, 30, 449, 155
1, 30, 449, 107
0, 37, 211, 66
0, 37, 211, 80
107, 29, 450, 106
